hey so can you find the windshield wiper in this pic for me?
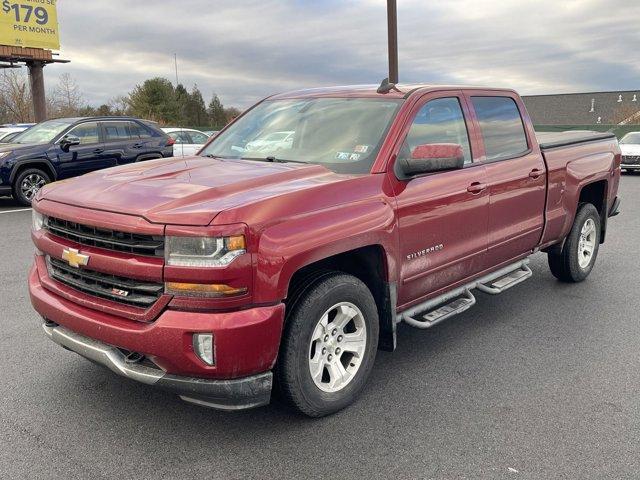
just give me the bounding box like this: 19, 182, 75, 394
241, 156, 307, 164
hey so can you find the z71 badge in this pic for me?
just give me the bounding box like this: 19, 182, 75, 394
406, 244, 444, 261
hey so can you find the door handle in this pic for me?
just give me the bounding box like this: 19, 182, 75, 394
529, 168, 544, 179
93, 148, 104, 154
132, 143, 143, 149
467, 182, 487, 194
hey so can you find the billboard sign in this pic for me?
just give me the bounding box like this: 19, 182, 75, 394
0, 0, 59, 50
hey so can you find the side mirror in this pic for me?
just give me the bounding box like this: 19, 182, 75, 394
397, 143, 465, 178
60, 135, 81, 151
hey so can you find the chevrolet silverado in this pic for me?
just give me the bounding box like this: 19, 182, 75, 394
29, 83, 621, 417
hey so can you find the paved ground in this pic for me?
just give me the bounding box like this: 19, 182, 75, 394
0, 177, 638, 480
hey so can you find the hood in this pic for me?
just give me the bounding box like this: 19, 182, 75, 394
0, 142, 42, 154
40, 156, 349, 225
620, 143, 640, 156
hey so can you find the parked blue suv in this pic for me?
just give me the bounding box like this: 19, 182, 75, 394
0, 117, 174, 205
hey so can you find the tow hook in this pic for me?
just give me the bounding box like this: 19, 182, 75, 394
124, 351, 145, 365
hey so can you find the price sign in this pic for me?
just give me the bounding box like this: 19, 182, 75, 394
0, 0, 59, 50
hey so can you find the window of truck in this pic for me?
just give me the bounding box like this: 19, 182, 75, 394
471, 96, 528, 161
201, 98, 403, 174
399, 97, 472, 165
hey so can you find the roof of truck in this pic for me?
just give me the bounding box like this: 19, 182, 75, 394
269, 84, 518, 100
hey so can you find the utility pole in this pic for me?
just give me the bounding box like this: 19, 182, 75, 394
387, 0, 398, 83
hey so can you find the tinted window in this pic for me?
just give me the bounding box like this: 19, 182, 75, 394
189, 131, 209, 144
400, 97, 472, 164
471, 96, 528, 161
103, 122, 131, 141
68, 122, 100, 145
129, 122, 151, 139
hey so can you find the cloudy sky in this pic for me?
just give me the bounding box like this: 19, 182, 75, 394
47, 0, 640, 109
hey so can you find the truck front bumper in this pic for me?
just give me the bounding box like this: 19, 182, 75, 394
41, 321, 272, 410
29, 260, 285, 410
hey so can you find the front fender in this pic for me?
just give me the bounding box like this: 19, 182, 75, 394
254, 199, 397, 303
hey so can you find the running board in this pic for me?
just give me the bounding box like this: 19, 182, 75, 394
399, 258, 531, 330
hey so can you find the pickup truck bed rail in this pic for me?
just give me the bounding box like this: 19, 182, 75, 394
536, 131, 617, 150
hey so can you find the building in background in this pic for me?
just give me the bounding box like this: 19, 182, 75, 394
523, 90, 640, 126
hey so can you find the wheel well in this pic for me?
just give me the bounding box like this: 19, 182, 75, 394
12, 161, 56, 184
286, 245, 396, 352
578, 180, 607, 242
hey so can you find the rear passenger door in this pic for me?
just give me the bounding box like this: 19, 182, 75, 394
466, 93, 546, 264
100, 121, 140, 165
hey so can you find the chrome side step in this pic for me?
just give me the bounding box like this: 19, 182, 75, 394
399, 258, 531, 329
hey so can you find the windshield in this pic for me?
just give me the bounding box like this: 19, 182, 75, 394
11, 119, 74, 144
201, 98, 403, 174
620, 132, 640, 144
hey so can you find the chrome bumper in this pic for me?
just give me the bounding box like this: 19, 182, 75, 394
42, 321, 272, 410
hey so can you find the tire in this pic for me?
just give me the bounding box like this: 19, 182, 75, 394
548, 203, 601, 282
12, 168, 51, 206
277, 272, 379, 417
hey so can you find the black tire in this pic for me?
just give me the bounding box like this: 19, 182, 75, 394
277, 272, 379, 417
548, 203, 601, 282
12, 168, 51, 206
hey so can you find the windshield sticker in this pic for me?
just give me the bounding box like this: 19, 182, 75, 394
335, 152, 351, 160
349, 153, 361, 161
354, 145, 369, 153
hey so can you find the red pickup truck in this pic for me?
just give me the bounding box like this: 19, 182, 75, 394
29, 83, 621, 417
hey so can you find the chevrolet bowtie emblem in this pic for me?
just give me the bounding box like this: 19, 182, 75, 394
62, 248, 90, 268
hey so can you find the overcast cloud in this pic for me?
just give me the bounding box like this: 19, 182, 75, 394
46, 0, 640, 108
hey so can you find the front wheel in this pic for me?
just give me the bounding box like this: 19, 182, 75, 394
277, 272, 379, 417
548, 203, 601, 282
12, 168, 51, 206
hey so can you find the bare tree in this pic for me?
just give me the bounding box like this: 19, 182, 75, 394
0, 70, 34, 123
108, 95, 130, 116
50, 73, 84, 118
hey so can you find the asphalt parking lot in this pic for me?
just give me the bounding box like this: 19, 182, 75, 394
0, 176, 638, 480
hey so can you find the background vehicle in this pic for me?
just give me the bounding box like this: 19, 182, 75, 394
0, 117, 173, 205
244, 130, 294, 152
203, 130, 219, 137
620, 131, 640, 172
0, 125, 33, 143
162, 128, 210, 157
29, 84, 620, 417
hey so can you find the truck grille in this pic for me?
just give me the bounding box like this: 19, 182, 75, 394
622, 155, 639, 165
47, 256, 164, 308
44, 216, 164, 257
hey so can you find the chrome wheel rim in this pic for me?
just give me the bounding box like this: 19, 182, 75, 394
578, 218, 596, 269
20, 173, 46, 201
308, 302, 367, 393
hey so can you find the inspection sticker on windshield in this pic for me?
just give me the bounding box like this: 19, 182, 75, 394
354, 145, 369, 153
335, 152, 351, 160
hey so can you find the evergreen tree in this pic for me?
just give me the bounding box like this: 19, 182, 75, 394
174, 83, 189, 125
185, 85, 208, 127
207, 94, 227, 129
128, 77, 178, 124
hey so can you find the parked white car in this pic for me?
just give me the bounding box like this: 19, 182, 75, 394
245, 131, 294, 152
0, 126, 31, 143
620, 132, 640, 172
162, 128, 210, 157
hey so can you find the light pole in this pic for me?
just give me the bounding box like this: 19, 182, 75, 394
387, 0, 398, 84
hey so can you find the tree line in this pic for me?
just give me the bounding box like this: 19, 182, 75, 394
0, 71, 241, 129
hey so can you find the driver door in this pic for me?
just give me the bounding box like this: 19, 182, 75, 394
391, 92, 489, 307
56, 122, 107, 179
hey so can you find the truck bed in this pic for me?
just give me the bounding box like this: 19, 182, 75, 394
535, 130, 617, 150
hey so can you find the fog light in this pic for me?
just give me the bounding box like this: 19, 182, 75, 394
193, 333, 214, 366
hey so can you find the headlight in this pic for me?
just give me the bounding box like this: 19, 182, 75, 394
0, 151, 12, 159
165, 235, 246, 267
32, 210, 44, 231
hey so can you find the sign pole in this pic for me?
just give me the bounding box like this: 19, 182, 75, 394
27, 61, 47, 122
387, 0, 398, 84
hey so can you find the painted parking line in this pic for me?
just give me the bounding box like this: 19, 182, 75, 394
0, 208, 32, 214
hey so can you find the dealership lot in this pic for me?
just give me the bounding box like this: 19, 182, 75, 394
0, 176, 638, 479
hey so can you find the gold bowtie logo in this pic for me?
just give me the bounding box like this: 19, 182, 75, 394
62, 248, 89, 268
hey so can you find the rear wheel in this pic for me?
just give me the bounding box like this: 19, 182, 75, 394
12, 168, 51, 206
277, 272, 379, 417
548, 203, 600, 282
